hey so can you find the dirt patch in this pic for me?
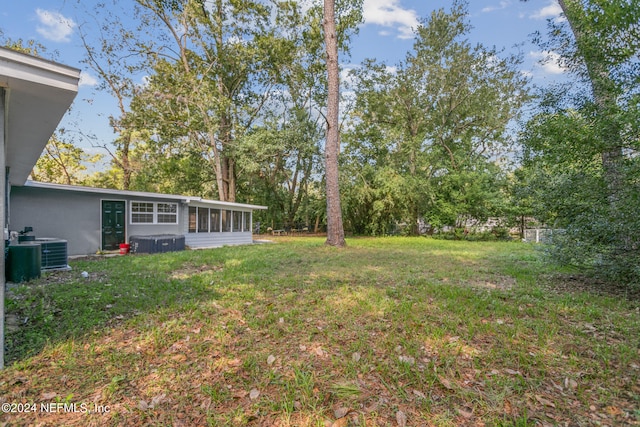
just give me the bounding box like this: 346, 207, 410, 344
467, 274, 517, 290
170, 263, 223, 280
541, 273, 640, 302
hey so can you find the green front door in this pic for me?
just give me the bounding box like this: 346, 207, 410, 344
102, 200, 125, 250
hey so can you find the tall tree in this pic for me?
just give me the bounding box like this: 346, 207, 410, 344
344, 1, 528, 234
323, 0, 346, 246
76, 3, 142, 190
520, 0, 640, 283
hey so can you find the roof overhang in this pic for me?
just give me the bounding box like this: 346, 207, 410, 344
22, 180, 269, 210
1, 47, 80, 184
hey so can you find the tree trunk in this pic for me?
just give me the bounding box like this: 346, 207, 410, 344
558, 0, 624, 203
323, 0, 346, 247
558, 0, 626, 256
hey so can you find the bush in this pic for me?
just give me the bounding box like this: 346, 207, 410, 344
432, 227, 513, 241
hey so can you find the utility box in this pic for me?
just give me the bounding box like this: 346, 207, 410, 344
7, 243, 42, 283
129, 235, 185, 254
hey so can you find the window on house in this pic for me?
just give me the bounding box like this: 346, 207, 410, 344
188, 207, 197, 232
198, 207, 209, 232
131, 202, 154, 223
221, 210, 232, 232
131, 201, 179, 224
157, 203, 178, 223
233, 211, 242, 232
210, 209, 221, 232
244, 211, 251, 233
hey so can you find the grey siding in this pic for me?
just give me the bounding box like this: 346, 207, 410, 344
185, 232, 253, 249
9, 186, 184, 256
11, 186, 101, 256
185, 233, 253, 249
184, 203, 253, 249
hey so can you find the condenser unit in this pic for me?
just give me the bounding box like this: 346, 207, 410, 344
35, 238, 70, 270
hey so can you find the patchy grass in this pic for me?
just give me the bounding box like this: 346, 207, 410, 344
1, 237, 639, 426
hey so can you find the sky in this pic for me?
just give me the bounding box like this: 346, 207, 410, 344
0, 0, 567, 160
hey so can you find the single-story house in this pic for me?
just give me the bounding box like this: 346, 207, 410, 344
9, 180, 268, 256
1, 46, 81, 368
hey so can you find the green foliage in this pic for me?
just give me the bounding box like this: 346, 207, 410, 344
432, 226, 513, 241
31, 132, 103, 185
1, 36, 53, 59
342, 0, 528, 235
518, 0, 640, 287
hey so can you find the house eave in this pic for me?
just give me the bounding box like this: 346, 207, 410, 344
1, 47, 81, 185
21, 180, 268, 210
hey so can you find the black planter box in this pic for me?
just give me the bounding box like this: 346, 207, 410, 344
129, 234, 185, 254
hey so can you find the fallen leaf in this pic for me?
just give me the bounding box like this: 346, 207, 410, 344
438, 376, 454, 390
232, 390, 248, 399
396, 410, 407, 427
535, 395, 556, 408
504, 368, 521, 376
150, 393, 166, 408
138, 400, 148, 411
334, 407, 349, 418
227, 358, 242, 367
457, 407, 473, 418
330, 418, 348, 427
398, 355, 415, 365
267, 355, 276, 366
606, 406, 622, 416
41, 392, 57, 400
564, 377, 578, 390
504, 399, 513, 414
171, 354, 187, 362
249, 388, 260, 400
413, 389, 426, 399
352, 352, 361, 362
364, 399, 380, 413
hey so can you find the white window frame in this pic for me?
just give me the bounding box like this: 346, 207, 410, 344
130, 201, 178, 224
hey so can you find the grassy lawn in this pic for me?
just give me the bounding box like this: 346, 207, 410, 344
1, 237, 639, 426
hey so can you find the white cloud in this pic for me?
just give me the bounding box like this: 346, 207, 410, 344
340, 65, 358, 87
363, 0, 419, 39
79, 71, 98, 87
385, 65, 398, 75
529, 50, 566, 75
530, 1, 564, 21
35, 9, 76, 42
481, 1, 511, 13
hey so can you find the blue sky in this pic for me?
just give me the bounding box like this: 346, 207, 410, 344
1, 0, 566, 157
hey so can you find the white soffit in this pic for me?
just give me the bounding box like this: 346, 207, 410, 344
0, 47, 80, 184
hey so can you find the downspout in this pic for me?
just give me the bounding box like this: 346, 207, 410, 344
0, 87, 6, 369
